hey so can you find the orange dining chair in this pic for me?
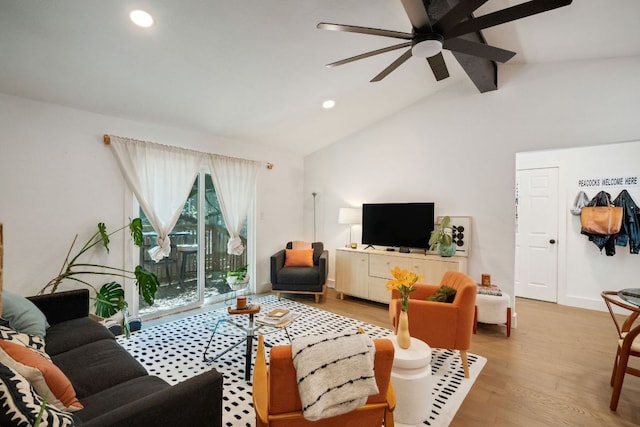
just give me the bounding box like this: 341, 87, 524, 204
252, 335, 396, 427
389, 271, 477, 378
601, 290, 640, 411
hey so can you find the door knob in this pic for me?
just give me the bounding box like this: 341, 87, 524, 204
549, 239, 556, 244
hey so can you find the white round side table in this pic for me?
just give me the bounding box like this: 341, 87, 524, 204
389, 335, 433, 425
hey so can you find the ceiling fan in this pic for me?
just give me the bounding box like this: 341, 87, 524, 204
317, 0, 572, 83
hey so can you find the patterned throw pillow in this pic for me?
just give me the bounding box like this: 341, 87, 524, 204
0, 325, 50, 360
0, 340, 83, 412
0, 362, 78, 427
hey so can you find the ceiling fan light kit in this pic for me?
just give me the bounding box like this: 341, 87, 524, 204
129, 10, 154, 28
412, 34, 444, 58
317, 0, 573, 87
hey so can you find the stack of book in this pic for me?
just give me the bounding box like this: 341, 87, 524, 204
256, 308, 299, 327
477, 284, 502, 296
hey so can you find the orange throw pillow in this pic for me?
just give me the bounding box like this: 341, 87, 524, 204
284, 249, 314, 267
0, 340, 83, 412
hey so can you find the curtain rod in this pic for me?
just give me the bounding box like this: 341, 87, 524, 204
103, 134, 274, 169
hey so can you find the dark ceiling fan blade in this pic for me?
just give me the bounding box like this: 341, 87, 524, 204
427, 53, 450, 81
434, 0, 489, 34
317, 22, 412, 40
326, 42, 412, 68
446, 0, 573, 39
400, 0, 431, 30
444, 38, 516, 63
370, 49, 413, 82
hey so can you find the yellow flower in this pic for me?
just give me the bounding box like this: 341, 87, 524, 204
386, 266, 423, 312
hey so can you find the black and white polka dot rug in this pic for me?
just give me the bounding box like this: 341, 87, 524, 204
117, 295, 485, 426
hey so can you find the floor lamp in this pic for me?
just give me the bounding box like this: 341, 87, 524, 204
312, 192, 317, 242
338, 207, 362, 248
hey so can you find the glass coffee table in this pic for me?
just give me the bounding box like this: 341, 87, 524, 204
203, 304, 296, 381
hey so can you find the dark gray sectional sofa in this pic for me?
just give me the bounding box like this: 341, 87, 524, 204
28, 289, 223, 427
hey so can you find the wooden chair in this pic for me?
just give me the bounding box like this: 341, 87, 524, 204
389, 271, 477, 378
252, 335, 396, 427
601, 290, 640, 410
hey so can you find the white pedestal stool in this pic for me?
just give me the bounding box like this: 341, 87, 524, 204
389, 336, 433, 425
474, 292, 511, 337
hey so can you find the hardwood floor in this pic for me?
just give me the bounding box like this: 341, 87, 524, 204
284, 288, 640, 427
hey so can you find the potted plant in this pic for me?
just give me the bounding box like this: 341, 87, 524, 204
226, 265, 249, 289
429, 216, 457, 257
39, 218, 160, 335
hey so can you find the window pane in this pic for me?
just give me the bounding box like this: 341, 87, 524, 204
138, 178, 199, 316
203, 174, 248, 301
138, 173, 248, 317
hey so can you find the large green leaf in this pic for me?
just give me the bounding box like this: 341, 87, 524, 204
428, 230, 440, 247
440, 216, 451, 229
94, 281, 124, 318
98, 222, 110, 253
440, 216, 453, 247
135, 265, 159, 306
129, 218, 144, 247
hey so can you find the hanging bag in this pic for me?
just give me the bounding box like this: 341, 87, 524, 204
580, 194, 623, 235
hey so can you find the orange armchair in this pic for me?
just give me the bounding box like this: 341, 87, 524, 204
389, 271, 477, 377
252, 335, 396, 427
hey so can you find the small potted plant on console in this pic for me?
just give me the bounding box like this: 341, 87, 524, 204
429, 216, 457, 257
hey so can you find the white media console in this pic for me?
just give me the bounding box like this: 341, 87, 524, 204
335, 247, 468, 304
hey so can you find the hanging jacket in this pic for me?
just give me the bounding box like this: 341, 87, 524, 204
613, 190, 640, 254
570, 191, 590, 216
581, 191, 616, 255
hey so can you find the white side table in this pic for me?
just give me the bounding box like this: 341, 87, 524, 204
474, 292, 512, 337
389, 336, 433, 425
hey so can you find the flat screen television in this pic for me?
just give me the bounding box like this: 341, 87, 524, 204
362, 203, 435, 250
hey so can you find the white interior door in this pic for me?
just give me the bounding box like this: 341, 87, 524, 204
515, 168, 559, 302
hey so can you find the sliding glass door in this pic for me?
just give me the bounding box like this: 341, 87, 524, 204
138, 172, 249, 317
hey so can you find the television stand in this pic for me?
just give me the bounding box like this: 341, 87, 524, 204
363, 245, 376, 250
335, 248, 468, 304
398, 247, 410, 253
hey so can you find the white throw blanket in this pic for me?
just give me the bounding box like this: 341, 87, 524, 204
291, 332, 379, 421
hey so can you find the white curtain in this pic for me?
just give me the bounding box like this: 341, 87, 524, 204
110, 137, 205, 261
208, 155, 261, 255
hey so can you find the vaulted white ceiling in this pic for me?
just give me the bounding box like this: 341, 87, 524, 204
1, 0, 639, 155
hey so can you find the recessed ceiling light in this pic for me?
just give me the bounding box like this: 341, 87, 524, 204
322, 100, 335, 109
130, 10, 154, 28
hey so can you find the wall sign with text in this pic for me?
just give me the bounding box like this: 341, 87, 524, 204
578, 175, 639, 188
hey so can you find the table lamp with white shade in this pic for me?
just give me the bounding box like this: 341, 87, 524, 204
338, 207, 362, 248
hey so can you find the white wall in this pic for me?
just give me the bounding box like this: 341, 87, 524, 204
304, 56, 640, 314
0, 93, 305, 301
518, 141, 640, 311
